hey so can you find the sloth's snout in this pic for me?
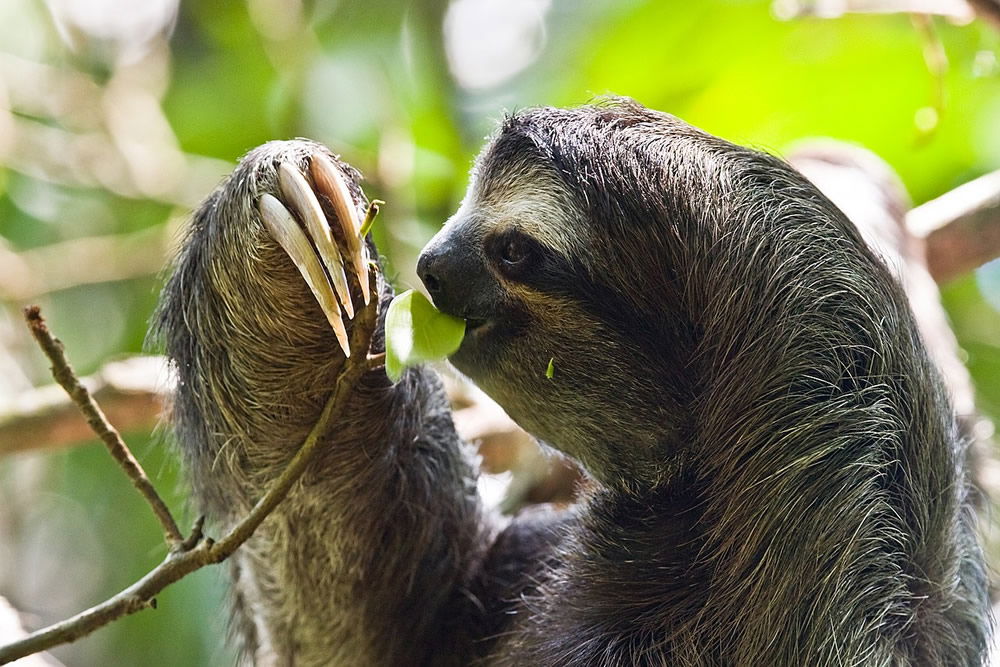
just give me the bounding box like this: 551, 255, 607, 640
416, 248, 443, 298
417, 233, 488, 321
417, 241, 461, 315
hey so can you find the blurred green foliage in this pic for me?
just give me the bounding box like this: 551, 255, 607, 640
1, 0, 999, 664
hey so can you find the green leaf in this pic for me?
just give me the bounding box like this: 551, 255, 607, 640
546, 357, 555, 379
384, 289, 466, 382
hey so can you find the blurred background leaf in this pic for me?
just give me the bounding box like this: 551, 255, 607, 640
1, 0, 998, 664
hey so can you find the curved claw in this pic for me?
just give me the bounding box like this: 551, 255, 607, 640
258, 193, 351, 357
277, 162, 355, 319
309, 154, 371, 306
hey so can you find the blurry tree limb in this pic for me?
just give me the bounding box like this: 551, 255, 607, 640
0, 226, 177, 302
966, 0, 1000, 28
907, 168, 1000, 282
0, 598, 63, 667
0, 298, 377, 665
22, 307, 182, 545
772, 0, 1000, 29
3, 115, 231, 210
772, 0, 976, 21
0, 356, 167, 457
0, 52, 231, 210
0, 53, 104, 132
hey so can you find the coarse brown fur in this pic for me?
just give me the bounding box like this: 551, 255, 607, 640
154, 99, 990, 665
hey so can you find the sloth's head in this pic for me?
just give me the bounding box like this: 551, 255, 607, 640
417, 98, 879, 489
418, 100, 724, 487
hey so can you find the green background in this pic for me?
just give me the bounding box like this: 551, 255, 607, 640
1, 0, 998, 664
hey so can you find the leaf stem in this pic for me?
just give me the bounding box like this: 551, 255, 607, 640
359, 199, 385, 237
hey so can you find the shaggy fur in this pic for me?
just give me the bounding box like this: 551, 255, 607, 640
154, 143, 489, 665
155, 100, 990, 665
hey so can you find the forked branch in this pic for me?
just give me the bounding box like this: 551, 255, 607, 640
0, 295, 377, 665
23, 306, 182, 546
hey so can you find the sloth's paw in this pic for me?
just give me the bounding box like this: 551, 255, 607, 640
256, 153, 374, 358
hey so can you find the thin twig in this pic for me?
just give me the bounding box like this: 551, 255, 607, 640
0, 296, 378, 665
359, 199, 384, 237
23, 306, 183, 546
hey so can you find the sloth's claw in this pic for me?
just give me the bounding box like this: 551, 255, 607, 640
308, 154, 371, 306
259, 156, 375, 358
258, 193, 352, 357
277, 162, 355, 319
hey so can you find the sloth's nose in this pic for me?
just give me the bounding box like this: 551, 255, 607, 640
417, 236, 482, 318
417, 243, 454, 311
416, 249, 442, 298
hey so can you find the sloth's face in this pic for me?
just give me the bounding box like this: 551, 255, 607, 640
417, 166, 578, 391
417, 161, 681, 484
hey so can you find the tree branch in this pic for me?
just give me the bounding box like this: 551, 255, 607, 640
907, 168, 1000, 282
23, 307, 182, 545
772, 0, 976, 22
0, 226, 175, 302
0, 294, 377, 665
966, 0, 1000, 29
0, 356, 166, 457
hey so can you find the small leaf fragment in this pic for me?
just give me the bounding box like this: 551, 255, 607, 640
384, 289, 466, 382
546, 357, 555, 379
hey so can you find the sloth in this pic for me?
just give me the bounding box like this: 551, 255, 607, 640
154, 99, 990, 665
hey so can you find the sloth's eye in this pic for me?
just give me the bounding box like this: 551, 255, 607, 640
500, 237, 530, 266
490, 230, 538, 280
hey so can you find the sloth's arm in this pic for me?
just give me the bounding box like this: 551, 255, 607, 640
153, 141, 535, 665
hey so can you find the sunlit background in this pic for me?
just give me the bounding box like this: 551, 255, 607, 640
1, 0, 999, 664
